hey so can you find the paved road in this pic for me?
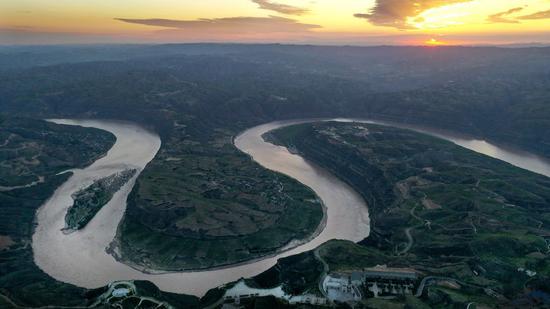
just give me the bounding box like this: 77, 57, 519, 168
415, 276, 460, 297
314, 247, 330, 298
415, 275, 489, 298
398, 206, 427, 255
398, 227, 414, 255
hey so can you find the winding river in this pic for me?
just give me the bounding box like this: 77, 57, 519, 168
32, 118, 550, 297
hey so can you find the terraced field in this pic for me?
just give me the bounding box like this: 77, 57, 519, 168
270, 121, 550, 307
0, 117, 115, 187
115, 124, 324, 271
0, 117, 116, 307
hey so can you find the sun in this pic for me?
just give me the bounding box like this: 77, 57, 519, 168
424, 38, 448, 46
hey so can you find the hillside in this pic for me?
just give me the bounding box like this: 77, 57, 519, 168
269, 121, 550, 307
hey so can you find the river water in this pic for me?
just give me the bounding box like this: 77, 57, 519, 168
333, 118, 550, 178
32, 118, 550, 297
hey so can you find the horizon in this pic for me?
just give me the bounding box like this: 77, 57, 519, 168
2, 41, 550, 49
2, 4, 550, 307
2, 0, 550, 45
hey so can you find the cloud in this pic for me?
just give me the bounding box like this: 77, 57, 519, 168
115, 16, 320, 33
354, 0, 471, 29
251, 0, 309, 15
485, 7, 550, 24
518, 9, 550, 20
487, 7, 524, 24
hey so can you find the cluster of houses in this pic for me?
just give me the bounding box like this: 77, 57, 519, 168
322, 265, 419, 303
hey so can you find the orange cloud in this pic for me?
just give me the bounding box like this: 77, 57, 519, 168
251, 0, 309, 15
487, 7, 524, 24
115, 16, 321, 34
354, 0, 472, 29
518, 9, 550, 20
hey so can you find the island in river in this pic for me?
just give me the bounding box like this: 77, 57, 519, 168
64, 169, 137, 232
31, 118, 369, 301
263, 121, 550, 308
4, 44, 550, 308
3, 117, 550, 308
0, 117, 117, 307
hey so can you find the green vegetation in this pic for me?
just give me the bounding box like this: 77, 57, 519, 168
132, 281, 199, 308
0, 117, 115, 187
271, 121, 550, 307
316, 240, 388, 273
2, 45, 550, 159
250, 251, 324, 295
115, 122, 323, 271
231, 295, 298, 308
116, 281, 200, 309
2, 45, 550, 307
0, 117, 116, 307
85, 280, 202, 309
0, 118, 202, 308
65, 169, 136, 231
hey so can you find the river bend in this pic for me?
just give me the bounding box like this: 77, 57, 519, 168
32, 118, 550, 296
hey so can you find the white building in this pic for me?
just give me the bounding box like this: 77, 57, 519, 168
323, 275, 362, 302
112, 288, 130, 298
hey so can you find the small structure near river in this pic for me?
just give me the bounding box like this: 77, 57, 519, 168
323, 265, 419, 302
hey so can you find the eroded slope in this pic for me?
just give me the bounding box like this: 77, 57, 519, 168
270, 121, 550, 306
115, 120, 323, 271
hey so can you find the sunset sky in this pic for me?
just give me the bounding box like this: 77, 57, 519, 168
1, 0, 550, 45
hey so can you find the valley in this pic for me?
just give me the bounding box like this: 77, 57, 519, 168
0, 118, 116, 307
266, 121, 550, 307
1, 44, 550, 308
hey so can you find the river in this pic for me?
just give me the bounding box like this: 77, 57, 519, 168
32, 118, 550, 297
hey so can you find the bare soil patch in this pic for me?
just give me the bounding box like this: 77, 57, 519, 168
0, 235, 15, 250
